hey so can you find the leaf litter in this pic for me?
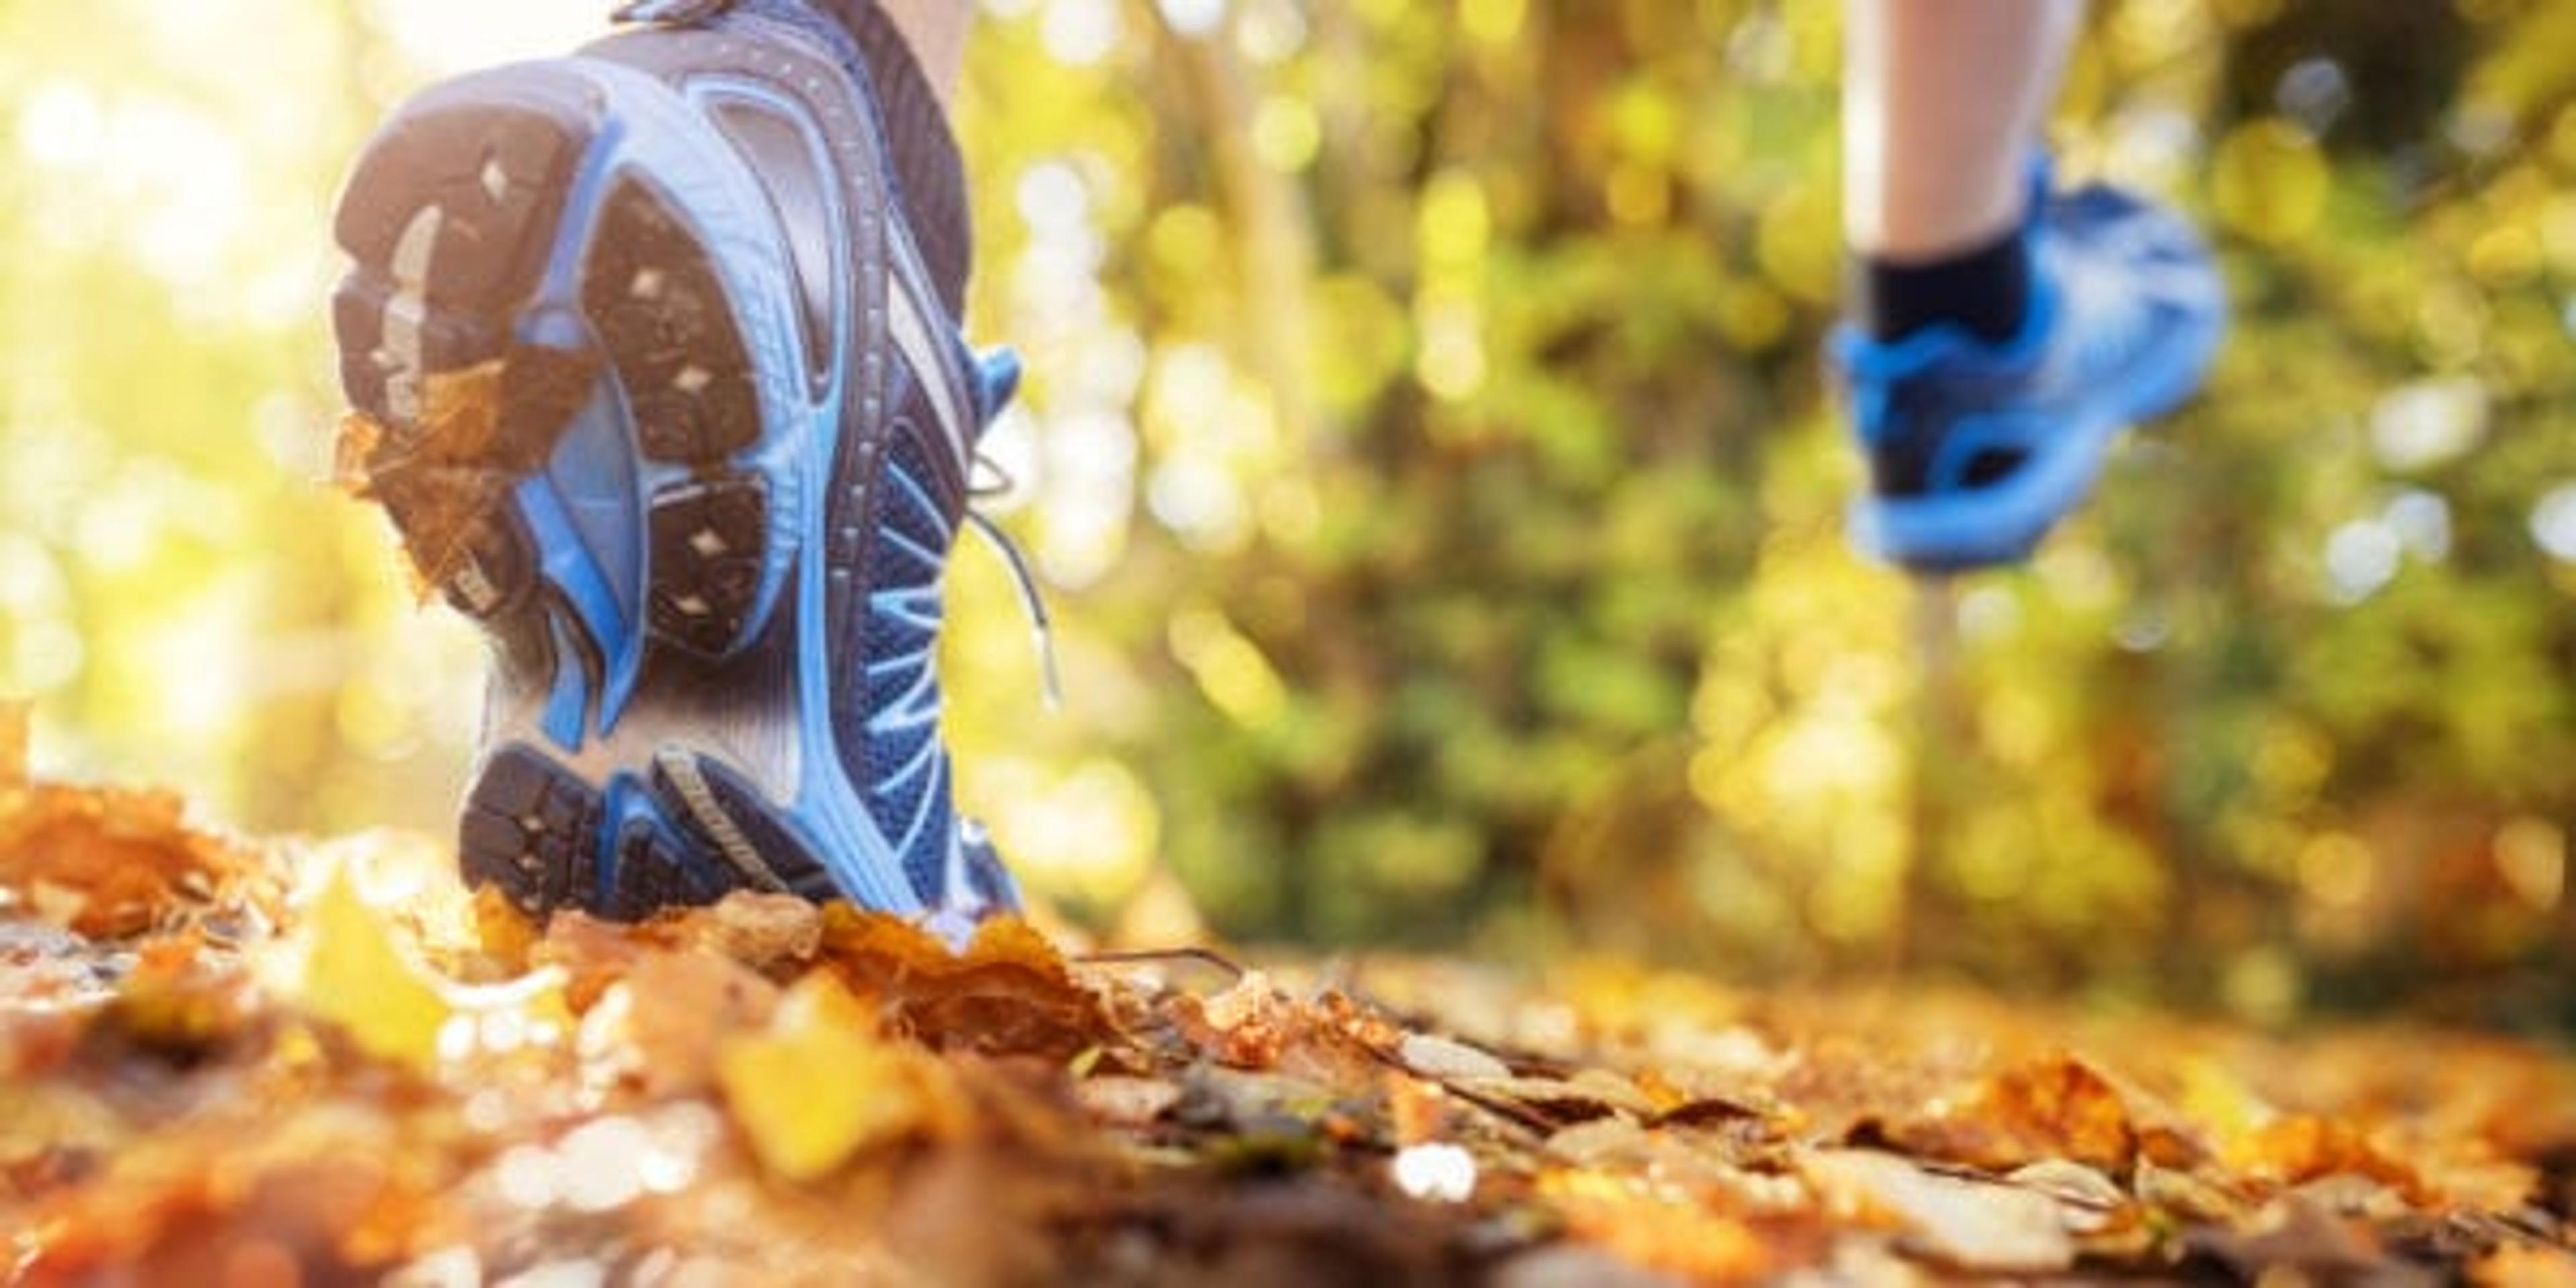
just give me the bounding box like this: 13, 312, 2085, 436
3, 738, 2573, 1285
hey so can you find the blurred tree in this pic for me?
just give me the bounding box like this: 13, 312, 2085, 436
951, 0, 2576, 1024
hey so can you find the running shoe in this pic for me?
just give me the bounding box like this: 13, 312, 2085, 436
329, 0, 1023, 929
1831, 162, 2226, 572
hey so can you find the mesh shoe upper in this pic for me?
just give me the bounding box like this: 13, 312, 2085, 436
1833, 164, 2227, 570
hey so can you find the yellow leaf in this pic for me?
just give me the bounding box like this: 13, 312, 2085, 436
293, 863, 451, 1073
717, 973, 936, 1182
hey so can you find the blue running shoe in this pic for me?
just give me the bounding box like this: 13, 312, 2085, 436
330, 0, 1024, 928
1831, 162, 2226, 572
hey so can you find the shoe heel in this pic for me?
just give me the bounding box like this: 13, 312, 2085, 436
459, 742, 607, 917
331, 70, 605, 621
462, 741, 755, 920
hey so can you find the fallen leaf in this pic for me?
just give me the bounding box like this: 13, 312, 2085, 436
1456, 1075, 1635, 1126
2004, 1158, 2132, 1235
818, 907, 1110, 1061
1803, 1148, 2076, 1274
284, 864, 451, 1073
2135, 1156, 2251, 1224
1076, 1075, 1183, 1128
2473, 1245, 2576, 1288
1565, 1069, 1658, 1117
103, 933, 252, 1058
1646, 1094, 1766, 1130
1890, 1053, 2151, 1174
1, 702, 25, 790
716, 971, 961, 1182
581, 949, 775, 1095
0, 778, 260, 939
1400, 1032, 1513, 1081
1540, 1168, 1772, 1283
1491, 1243, 1686, 1288
1177, 971, 1299, 1069
470, 883, 539, 967
2185, 1193, 2387, 1279
690, 892, 823, 971
529, 908, 657, 1015
2232, 1115, 2424, 1200
1546, 1117, 1653, 1169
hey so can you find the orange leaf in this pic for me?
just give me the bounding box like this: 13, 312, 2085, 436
816, 906, 1111, 1061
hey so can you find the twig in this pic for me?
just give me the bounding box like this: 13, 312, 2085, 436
1075, 946, 1250, 982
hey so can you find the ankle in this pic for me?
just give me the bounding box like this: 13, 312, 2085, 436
1850, 223, 2031, 345
871, 0, 968, 107
763, 0, 974, 310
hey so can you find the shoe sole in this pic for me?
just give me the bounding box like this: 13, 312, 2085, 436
333, 64, 839, 918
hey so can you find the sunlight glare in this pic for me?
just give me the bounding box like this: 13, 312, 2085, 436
368, 0, 604, 74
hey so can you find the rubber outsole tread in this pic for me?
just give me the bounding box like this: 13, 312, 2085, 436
332, 84, 604, 628
333, 76, 590, 312
606, 822, 724, 920
581, 179, 763, 466
647, 477, 769, 656
339, 69, 808, 922
460, 744, 605, 916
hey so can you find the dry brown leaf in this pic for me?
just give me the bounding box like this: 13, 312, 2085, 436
1399, 1031, 1512, 1081
1076, 1075, 1185, 1128
1176, 970, 1299, 1069
0, 780, 259, 939
2186, 1193, 2388, 1278
469, 883, 539, 967
1387, 1074, 1462, 1146
418, 361, 508, 463
817, 906, 1111, 1062
2232, 1114, 2425, 1201
1457, 1075, 1640, 1126
691, 891, 824, 971
5, 801, 2574, 1285
102, 932, 252, 1058
2004, 1158, 2135, 1237
331, 410, 386, 495
1540, 1168, 1774, 1284
1803, 1148, 2076, 1274
1, 702, 26, 791
530, 908, 654, 1012
1545, 1117, 1654, 1169
2473, 1245, 2576, 1287
1888, 1052, 2153, 1175
586, 947, 781, 1096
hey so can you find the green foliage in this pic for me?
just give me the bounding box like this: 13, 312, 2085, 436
2, 0, 2571, 1021
950, 0, 2576, 1021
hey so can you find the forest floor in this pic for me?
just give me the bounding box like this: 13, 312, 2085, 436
5, 719, 2575, 1287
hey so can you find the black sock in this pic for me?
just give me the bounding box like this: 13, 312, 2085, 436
738, 0, 974, 315
1854, 227, 2030, 345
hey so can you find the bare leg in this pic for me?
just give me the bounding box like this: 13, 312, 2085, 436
1843, 0, 2084, 261
878, 0, 975, 106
